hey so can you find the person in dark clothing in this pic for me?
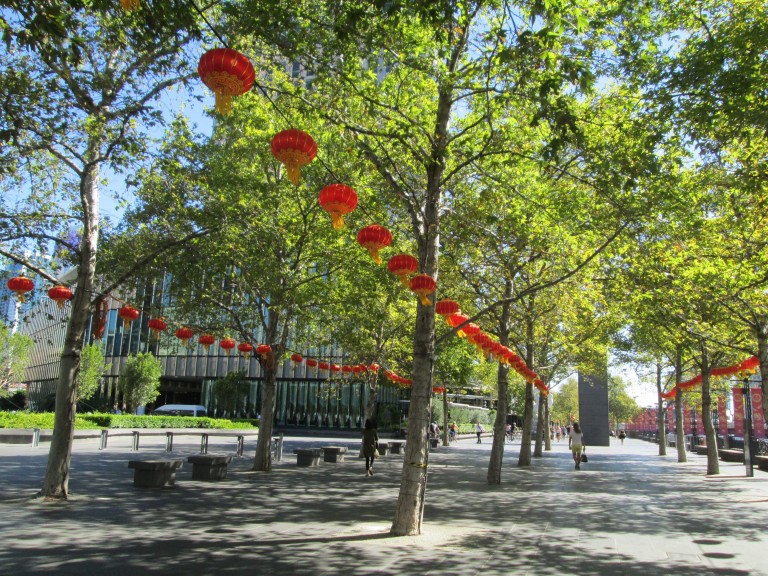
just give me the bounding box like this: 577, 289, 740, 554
362, 418, 379, 476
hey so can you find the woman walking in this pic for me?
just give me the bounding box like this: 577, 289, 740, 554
362, 419, 379, 476
568, 421, 586, 470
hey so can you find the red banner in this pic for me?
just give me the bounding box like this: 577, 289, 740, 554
751, 388, 765, 438
717, 396, 728, 436
733, 387, 744, 436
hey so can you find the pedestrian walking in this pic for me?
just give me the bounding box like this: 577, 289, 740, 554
449, 421, 458, 443
619, 429, 626, 445
568, 421, 585, 470
475, 422, 484, 444
362, 418, 379, 476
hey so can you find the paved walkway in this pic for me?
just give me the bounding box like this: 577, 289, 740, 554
0, 433, 766, 575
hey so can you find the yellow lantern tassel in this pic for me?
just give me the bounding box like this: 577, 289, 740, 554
330, 212, 345, 229
214, 92, 233, 115
419, 293, 432, 306
120, 0, 139, 10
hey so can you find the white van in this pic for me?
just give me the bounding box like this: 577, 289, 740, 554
152, 404, 208, 417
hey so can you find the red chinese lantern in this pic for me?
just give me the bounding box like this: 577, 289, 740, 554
255, 344, 272, 359
238, 342, 254, 359
357, 225, 392, 265
120, 0, 139, 11
198, 48, 255, 115
271, 129, 317, 185
175, 327, 194, 346
147, 317, 167, 339
318, 184, 358, 229
199, 334, 215, 352
47, 285, 73, 309
318, 361, 330, 371
342, 365, 354, 377
305, 358, 318, 369
432, 387, 445, 394
220, 338, 236, 356
409, 274, 436, 306
117, 305, 140, 330
387, 254, 419, 287
435, 299, 460, 322
7, 276, 34, 303
447, 313, 470, 337
330, 364, 341, 373
290, 353, 304, 366
369, 363, 380, 372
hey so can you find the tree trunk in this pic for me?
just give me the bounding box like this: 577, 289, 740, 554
675, 346, 687, 463
40, 144, 101, 499
252, 352, 277, 472
656, 360, 667, 457
700, 345, 719, 475
390, 298, 435, 535
544, 399, 552, 451
488, 280, 512, 484
487, 363, 509, 484
533, 392, 545, 457
517, 320, 535, 467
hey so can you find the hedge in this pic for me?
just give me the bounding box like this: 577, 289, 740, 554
0, 412, 257, 430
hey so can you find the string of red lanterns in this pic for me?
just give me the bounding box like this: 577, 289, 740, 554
661, 356, 761, 400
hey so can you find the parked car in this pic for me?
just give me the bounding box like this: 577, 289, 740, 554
151, 404, 207, 417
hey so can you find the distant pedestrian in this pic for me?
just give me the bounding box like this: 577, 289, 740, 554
505, 423, 512, 443
362, 419, 379, 476
555, 426, 561, 442
568, 421, 585, 470
429, 421, 439, 439
475, 423, 484, 444
619, 429, 626, 445
449, 422, 458, 443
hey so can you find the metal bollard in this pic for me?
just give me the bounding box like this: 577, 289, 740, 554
132, 430, 140, 451
100, 429, 109, 450
200, 433, 208, 454
32, 428, 41, 448
165, 431, 174, 452
236, 435, 244, 457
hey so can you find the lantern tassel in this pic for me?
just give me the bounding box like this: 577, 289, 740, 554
367, 248, 382, 265
331, 214, 345, 229
286, 162, 301, 185
214, 93, 233, 115
399, 276, 410, 288
419, 294, 432, 306
120, 0, 140, 10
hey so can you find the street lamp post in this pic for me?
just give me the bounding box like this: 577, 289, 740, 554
690, 406, 697, 451
742, 378, 754, 478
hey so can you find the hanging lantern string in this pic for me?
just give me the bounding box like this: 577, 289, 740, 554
186, 0, 394, 231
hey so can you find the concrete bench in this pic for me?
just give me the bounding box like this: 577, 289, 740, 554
321, 446, 348, 463
719, 449, 744, 463
756, 455, 768, 472
694, 445, 708, 456
376, 442, 391, 456
390, 441, 405, 454
128, 459, 183, 488
187, 454, 232, 480
293, 448, 322, 467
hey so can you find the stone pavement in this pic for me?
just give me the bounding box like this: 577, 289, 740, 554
0, 433, 766, 575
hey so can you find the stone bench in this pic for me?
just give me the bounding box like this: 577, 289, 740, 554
390, 441, 405, 454
128, 459, 183, 488
187, 454, 232, 480
756, 455, 768, 472
694, 445, 708, 456
719, 449, 744, 463
377, 442, 392, 456
293, 448, 322, 467
321, 446, 348, 463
